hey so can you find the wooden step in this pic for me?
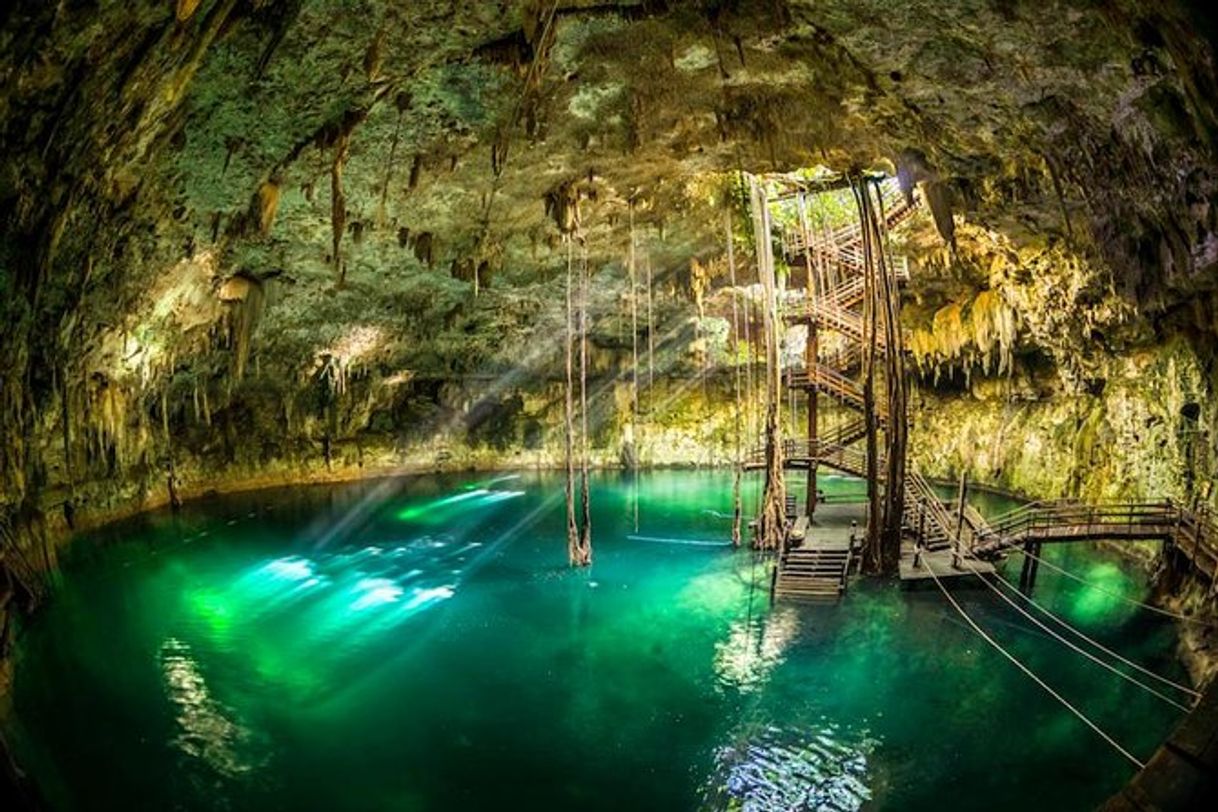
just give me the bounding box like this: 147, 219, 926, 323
776, 580, 842, 597
785, 551, 849, 560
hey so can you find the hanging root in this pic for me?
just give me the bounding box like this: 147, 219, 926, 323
330, 132, 352, 284
732, 467, 743, 546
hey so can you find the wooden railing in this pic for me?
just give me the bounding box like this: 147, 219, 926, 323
973, 499, 1218, 580
785, 364, 890, 420
781, 182, 914, 260
744, 439, 971, 555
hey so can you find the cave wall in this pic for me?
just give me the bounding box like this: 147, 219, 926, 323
910, 337, 1211, 503
4, 0, 1218, 641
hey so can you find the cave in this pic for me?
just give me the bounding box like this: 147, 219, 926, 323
2, 1, 1218, 810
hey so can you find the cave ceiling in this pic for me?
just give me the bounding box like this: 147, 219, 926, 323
2, 0, 1217, 404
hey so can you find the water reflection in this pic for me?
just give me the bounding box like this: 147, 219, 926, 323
714, 607, 801, 692
160, 637, 261, 778
702, 724, 876, 811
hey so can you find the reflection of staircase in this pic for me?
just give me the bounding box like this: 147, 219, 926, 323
773, 544, 851, 600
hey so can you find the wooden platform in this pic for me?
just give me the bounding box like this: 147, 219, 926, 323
898, 542, 996, 586
774, 514, 856, 602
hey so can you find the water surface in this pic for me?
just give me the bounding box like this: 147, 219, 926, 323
6, 471, 1188, 810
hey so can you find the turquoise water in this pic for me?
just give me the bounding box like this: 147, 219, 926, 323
5, 471, 1190, 810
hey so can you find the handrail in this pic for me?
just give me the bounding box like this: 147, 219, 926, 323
785, 364, 891, 420
971, 499, 1218, 576
781, 184, 914, 260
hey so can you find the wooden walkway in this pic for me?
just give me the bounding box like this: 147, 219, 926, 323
1102, 676, 1218, 810
973, 500, 1218, 586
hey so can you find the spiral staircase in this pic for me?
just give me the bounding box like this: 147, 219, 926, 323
746, 179, 990, 598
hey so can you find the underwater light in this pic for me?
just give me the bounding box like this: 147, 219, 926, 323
402, 585, 455, 610
265, 556, 315, 581
395, 489, 490, 521
351, 578, 403, 610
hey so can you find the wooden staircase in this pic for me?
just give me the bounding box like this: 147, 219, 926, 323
774, 544, 852, 600
751, 175, 979, 599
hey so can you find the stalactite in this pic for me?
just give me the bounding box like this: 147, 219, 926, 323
331, 131, 351, 285
176, 0, 202, 23
256, 177, 281, 236
377, 93, 410, 228
221, 272, 265, 381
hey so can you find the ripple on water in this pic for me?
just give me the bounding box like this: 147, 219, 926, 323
160, 638, 265, 779
713, 608, 801, 693
701, 724, 876, 812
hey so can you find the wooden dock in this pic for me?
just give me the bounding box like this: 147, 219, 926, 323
898, 541, 996, 586
772, 516, 855, 601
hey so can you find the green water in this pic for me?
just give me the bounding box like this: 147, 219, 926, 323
5, 471, 1190, 811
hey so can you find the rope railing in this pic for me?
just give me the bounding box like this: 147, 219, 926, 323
952, 555, 1196, 712
987, 569, 1201, 701
922, 556, 1148, 770
1014, 546, 1218, 628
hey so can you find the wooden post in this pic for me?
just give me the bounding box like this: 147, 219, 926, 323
750, 176, 786, 551
1027, 541, 1041, 591
1019, 540, 1034, 591
953, 470, 968, 568
799, 192, 820, 520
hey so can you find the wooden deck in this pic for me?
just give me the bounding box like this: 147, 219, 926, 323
898, 542, 996, 586
1101, 677, 1218, 810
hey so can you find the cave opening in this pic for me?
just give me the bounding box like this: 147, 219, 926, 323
2, 2, 1218, 810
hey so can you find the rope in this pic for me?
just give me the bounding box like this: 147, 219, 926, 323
990, 567, 1201, 700
921, 559, 1147, 769
627, 535, 732, 548
727, 207, 744, 547
1016, 546, 1218, 628
629, 203, 640, 533
645, 250, 655, 409
953, 556, 1195, 711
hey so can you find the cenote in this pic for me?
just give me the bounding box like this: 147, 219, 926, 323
4, 3, 1218, 809
3, 472, 1189, 811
